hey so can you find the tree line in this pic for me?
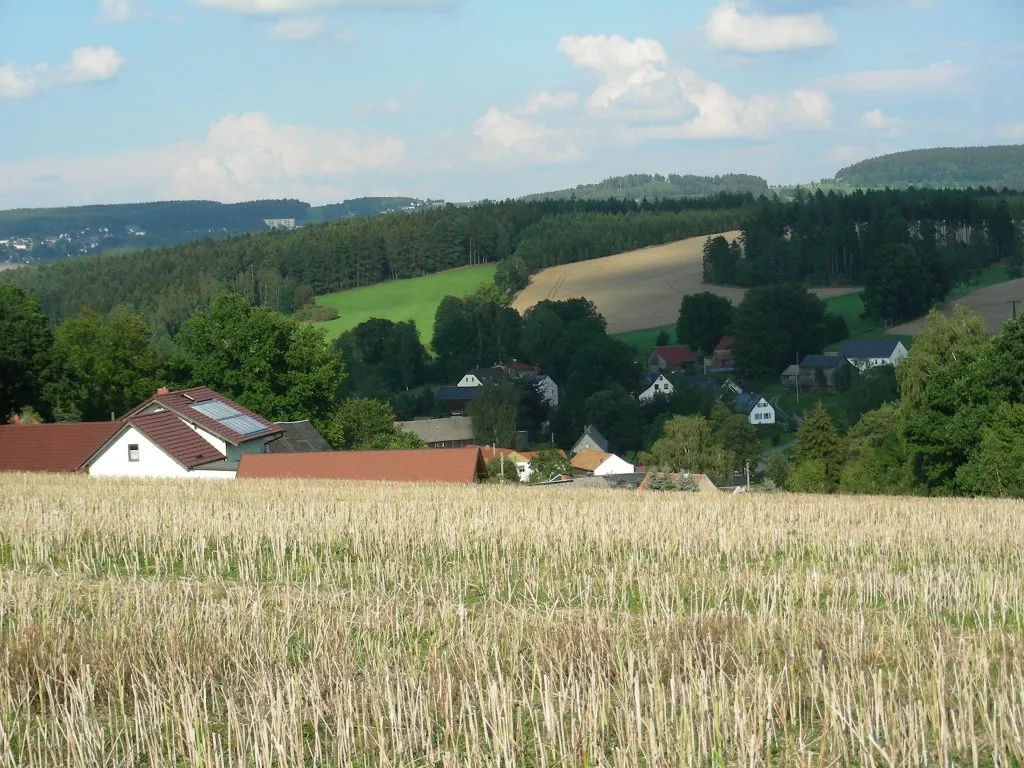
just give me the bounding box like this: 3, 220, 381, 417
833, 145, 1024, 191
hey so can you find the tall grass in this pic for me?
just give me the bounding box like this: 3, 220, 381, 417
1, 474, 1022, 766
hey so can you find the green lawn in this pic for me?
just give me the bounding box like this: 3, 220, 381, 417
612, 325, 675, 354
312, 264, 497, 342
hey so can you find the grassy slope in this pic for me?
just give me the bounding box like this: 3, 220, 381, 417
313, 264, 497, 341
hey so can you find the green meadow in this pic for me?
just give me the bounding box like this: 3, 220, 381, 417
312, 264, 497, 342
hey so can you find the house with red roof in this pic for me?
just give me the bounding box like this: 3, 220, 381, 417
237, 447, 486, 484
647, 345, 696, 374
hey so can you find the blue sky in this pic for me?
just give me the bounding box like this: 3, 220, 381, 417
0, 0, 1022, 207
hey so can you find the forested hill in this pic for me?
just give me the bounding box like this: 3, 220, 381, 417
522, 173, 770, 202
2, 195, 751, 338
0, 197, 434, 265
834, 145, 1024, 190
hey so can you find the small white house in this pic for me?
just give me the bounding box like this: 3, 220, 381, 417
570, 449, 635, 476
639, 374, 674, 402
527, 374, 560, 408
594, 453, 635, 476
457, 367, 507, 387
734, 394, 776, 426
837, 340, 909, 372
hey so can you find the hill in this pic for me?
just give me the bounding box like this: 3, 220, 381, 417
834, 145, 1024, 190
312, 264, 497, 342
522, 173, 769, 202
0, 197, 436, 265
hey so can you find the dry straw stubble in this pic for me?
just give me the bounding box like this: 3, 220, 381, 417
0, 474, 1022, 766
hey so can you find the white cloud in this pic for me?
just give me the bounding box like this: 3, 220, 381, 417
554, 34, 832, 139
99, 0, 135, 22
0, 113, 405, 206
190, 0, 453, 13
819, 61, 966, 92
0, 47, 124, 100
522, 91, 579, 115
269, 15, 342, 40
472, 108, 579, 165
859, 108, 904, 135
995, 123, 1024, 141
353, 97, 402, 116
704, 2, 838, 53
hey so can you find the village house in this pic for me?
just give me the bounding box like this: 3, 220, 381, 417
457, 366, 559, 407
708, 336, 736, 371
396, 416, 475, 449
734, 394, 776, 425
237, 446, 487, 484
638, 373, 674, 402
570, 425, 609, 456
837, 339, 909, 371
479, 446, 568, 482
647, 345, 696, 374
570, 449, 635, 477
435, 386, 478, 415
781, 356, 854, 393
267, 421, 333, 453
457, 367, 508, 387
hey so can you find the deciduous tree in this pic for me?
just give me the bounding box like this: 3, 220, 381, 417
0, 284, 52, 420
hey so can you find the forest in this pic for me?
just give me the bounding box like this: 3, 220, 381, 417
833, 145, 1024, 190
704, 187, 1024, 325
522, 173, 770, 201
2, 194, 752, 337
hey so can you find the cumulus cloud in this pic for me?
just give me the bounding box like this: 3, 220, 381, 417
859, 108, 904, 135
269, 15, 333, 40
472, 107, 579, 165
0, 113, 405, 206
99, 0, 135, 22
704, 2, 838, 53
190, 0, 455, 13
522, 91, 579, 115
554, 34, 832, 138
995, 123, 1024, 141
0, 47, 124, 100
819, 61, 966, 92
353, 97, 402, 116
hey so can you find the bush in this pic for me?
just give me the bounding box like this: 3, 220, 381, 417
293, 304, 339, 323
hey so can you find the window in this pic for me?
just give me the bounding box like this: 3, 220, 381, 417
128, 444, 140, 462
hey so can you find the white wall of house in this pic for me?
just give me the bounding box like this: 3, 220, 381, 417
746, 398, 776, 426
533, 376, 559, 408
846, 342, 909, 372
88, 427, 234, 480
457, 373, 484, 387
639, 375, 674, 402
594, 454, 635, 476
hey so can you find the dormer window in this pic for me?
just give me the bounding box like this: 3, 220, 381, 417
128, 444, 140, 462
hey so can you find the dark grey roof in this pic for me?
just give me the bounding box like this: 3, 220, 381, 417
436, 386, 479, 402
572, 425, 609, 453
563, 473, 647, 491
838, 340, 905, 358
469, 367, 508, 383
267, 421, 333, 453
395, 416, 474, 444
734, 393, 766, 414
800, 355, 846, 369
193, 459, 241, 471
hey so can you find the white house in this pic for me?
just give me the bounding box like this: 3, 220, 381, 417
457, 367, 507, 387
88, 386, 283, 479
734, 394, 776, 426
458, 367, 559, 407
837, 340, 909, 372
639, 374, 674, 402
570, 449, 635, 476
594, 453, 635, 476
527, 374, 559, 408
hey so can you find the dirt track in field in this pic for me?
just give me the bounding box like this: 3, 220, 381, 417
511, 232, 862, 334
888, 278, 1024, 336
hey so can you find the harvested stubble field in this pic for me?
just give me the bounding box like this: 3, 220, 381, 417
511, 233, 862, 334
889, 276, 1024, 336
1, 477, 1023, 767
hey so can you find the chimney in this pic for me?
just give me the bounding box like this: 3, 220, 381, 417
156, 387, 170, 396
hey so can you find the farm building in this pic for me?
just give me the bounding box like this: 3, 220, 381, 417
647, 345, 696, 374
734, 394, 776, 425
571, 425, 609, 456
708, 336, 736, 371
237, 447, 487, 484
837, 340, 909, 371
0, 422, 121, 473
267, 421, 333, 453
570, 449, 635, 477
639, 373, 674, 402
396, 416, 475, 449
782, 356, 854, 393
435, 386, 478, 415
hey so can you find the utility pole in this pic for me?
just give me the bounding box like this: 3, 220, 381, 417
795, 350, 800, 403
1008, 300, 1020, 321
745, 460, 750, 491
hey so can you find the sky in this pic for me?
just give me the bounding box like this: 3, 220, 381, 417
1, 0, 1022, 208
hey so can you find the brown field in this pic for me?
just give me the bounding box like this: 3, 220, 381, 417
889, 276, 1024, 336
512, 232, 862, 334
0, 262, 25, 271
1, 474, 1022, 766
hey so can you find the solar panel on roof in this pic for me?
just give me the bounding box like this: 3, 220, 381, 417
190, 401, 267, 436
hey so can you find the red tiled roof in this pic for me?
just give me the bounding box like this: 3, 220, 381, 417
124, 386, 282, 446
237, 447, 486, 484
505, 360, 540, 373
0, 422, 121, 473
128, 411, 225, 469
650, 345, 695, 365
570, 449, 612, 472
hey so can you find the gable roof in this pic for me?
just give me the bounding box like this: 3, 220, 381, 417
466, 367, 508, 384
237, 447, 486, 484
267, 421, 333, 453
0, 422, 121, 473
503, 360, 540, 374
436, 386, 479, 402
649, 345, 695, 366
396, 416, 474, 444
734, 393, 768, 414
572, 425, 609, 453
124, 387, 281, 446
838, 339, 905, 359
124, 411, 226, 469
800, 355, 846, 369
714, 336, 735, 352
571, 449, 613, 473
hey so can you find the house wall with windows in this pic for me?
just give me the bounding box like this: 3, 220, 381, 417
746, 398, 776, 426
639, 374, 674, 402
89, 427, 234, 479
